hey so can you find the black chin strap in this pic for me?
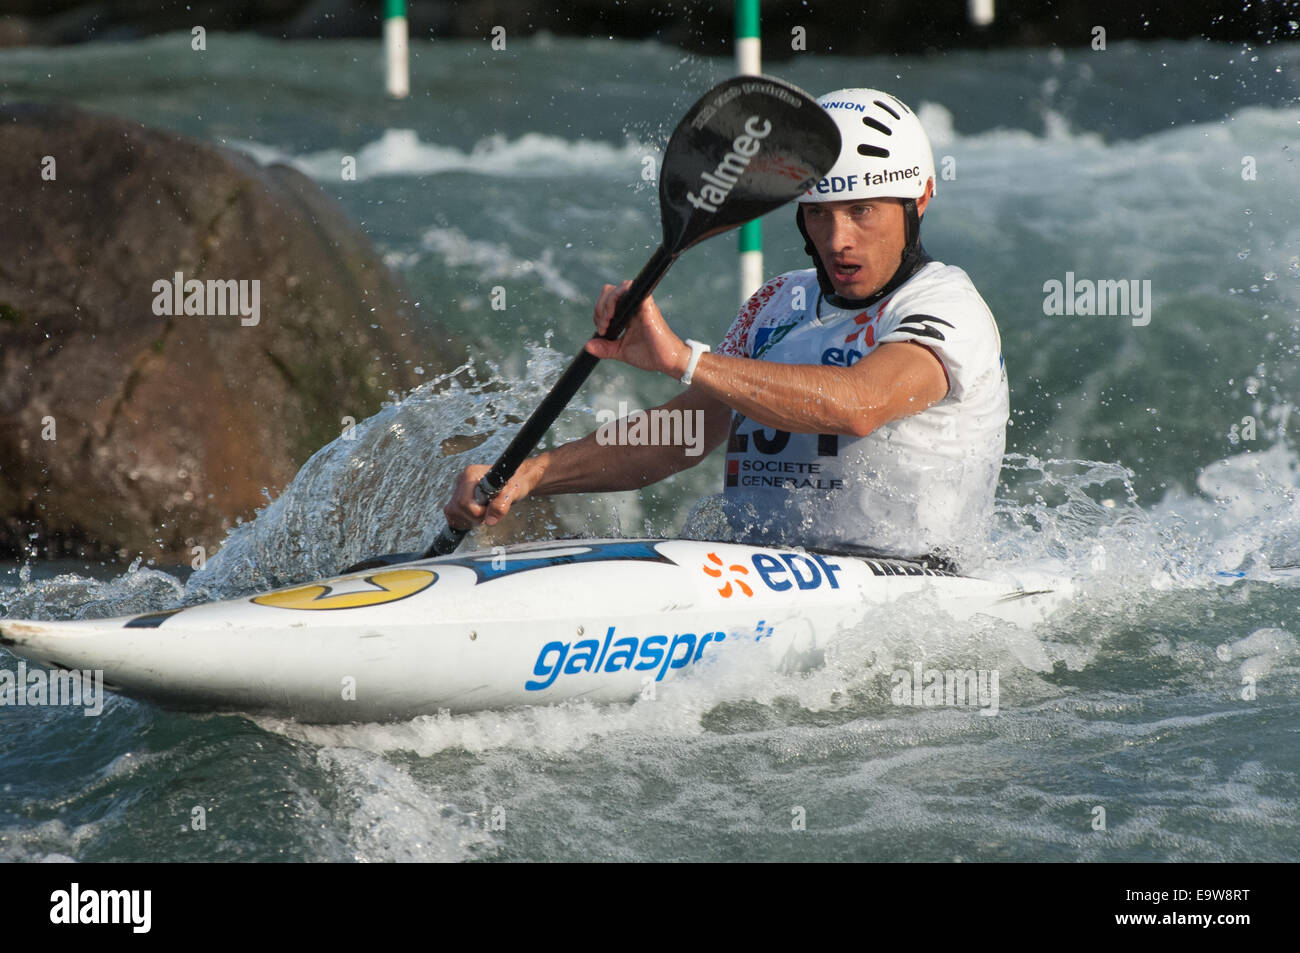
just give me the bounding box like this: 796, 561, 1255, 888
796, 200, 931, 310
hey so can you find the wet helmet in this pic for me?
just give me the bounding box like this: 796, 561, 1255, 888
796, 88, 936, 301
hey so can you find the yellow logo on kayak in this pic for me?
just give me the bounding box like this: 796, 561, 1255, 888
251, 569, 437, 610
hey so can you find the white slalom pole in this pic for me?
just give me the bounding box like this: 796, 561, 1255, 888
736, 0, 763, 303
385, 0, 409, 99
968, 0, 995, 27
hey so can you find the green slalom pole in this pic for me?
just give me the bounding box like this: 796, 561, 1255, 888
736, 0, 762, 303
385, 0, 409, 99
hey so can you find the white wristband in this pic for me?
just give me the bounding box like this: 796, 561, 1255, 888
679, 339, 710, 385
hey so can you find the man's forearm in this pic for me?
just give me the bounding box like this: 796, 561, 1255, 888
687, 352, 885, 437
531, 424, 706, 495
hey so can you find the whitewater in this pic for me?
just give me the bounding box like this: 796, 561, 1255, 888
1, 33, 1297, 862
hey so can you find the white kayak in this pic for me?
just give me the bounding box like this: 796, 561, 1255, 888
0, 538, 1072, 723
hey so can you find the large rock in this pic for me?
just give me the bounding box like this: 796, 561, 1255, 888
0, 103, 449, 561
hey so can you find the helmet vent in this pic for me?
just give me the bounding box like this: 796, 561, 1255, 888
862, 116, 893, 136
857, 144, 891, 159
875, 100, 901, 120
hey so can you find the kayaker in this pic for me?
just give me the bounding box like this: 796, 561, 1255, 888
445, 88, 1008, 563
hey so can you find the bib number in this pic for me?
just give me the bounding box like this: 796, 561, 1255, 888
728, 414, 839, 457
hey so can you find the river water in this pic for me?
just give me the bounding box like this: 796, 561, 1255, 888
1, 32, 1298, 862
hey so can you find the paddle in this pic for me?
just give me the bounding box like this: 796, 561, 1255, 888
348, 75, 840, 572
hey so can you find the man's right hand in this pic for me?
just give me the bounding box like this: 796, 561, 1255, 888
443, 456, 548, 531
586, 281, 690, 379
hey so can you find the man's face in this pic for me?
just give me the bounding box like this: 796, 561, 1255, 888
801, 186, 930, 299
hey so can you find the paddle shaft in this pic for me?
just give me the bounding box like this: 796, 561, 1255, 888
426, 244, 676, 557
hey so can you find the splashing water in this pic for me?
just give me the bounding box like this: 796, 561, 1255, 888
184, 346, 578, 602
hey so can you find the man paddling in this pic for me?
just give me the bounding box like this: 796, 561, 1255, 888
445, 88, 1008, 563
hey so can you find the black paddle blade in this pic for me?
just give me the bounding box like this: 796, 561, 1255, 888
659, 75, 841, 253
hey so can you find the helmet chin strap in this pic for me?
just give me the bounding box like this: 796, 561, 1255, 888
796, 200, 931, 310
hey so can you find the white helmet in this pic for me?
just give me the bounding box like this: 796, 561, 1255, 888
798, 88, 935, 203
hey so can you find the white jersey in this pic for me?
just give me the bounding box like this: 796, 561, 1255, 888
711, 263, 1008, 558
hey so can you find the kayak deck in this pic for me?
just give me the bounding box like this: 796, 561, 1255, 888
0, 538, 1073, 722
